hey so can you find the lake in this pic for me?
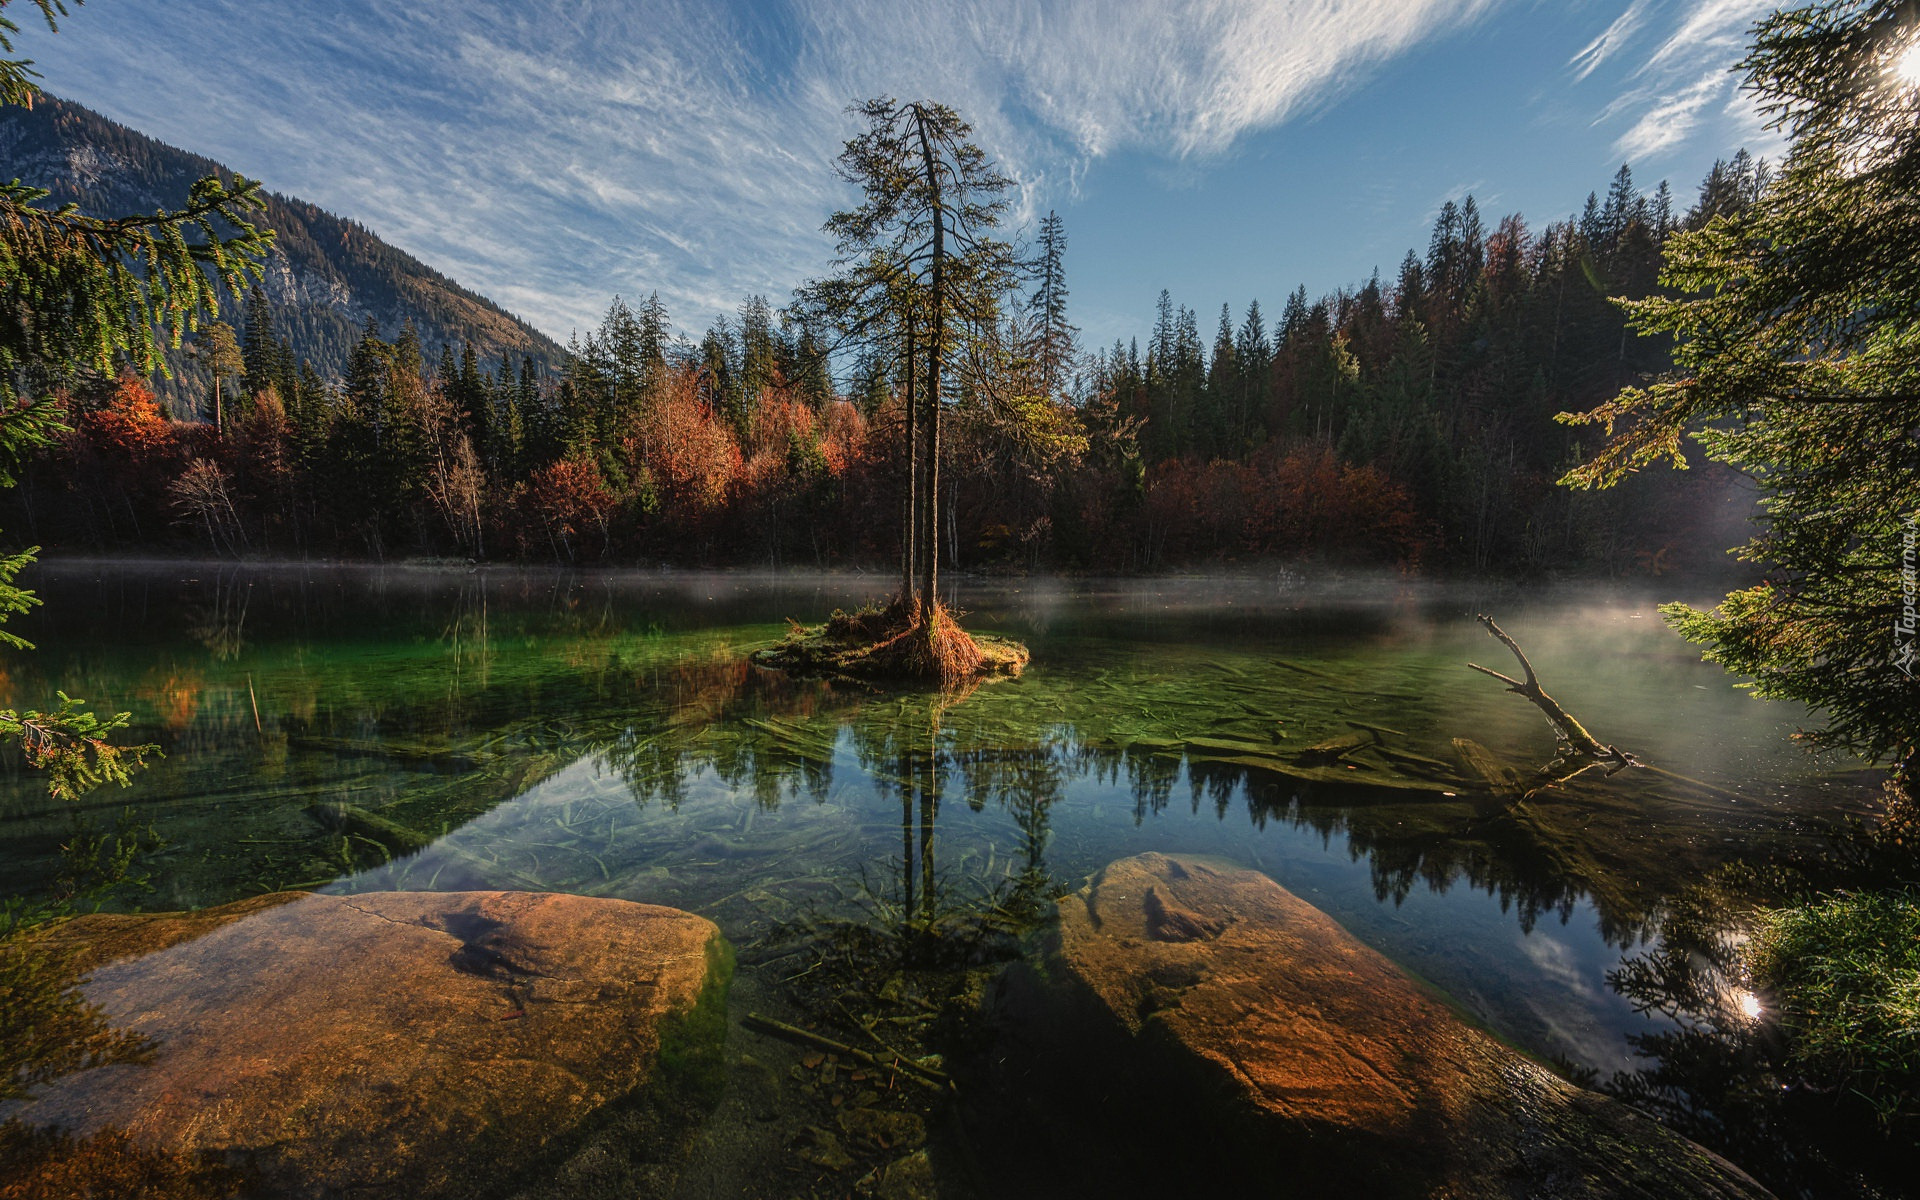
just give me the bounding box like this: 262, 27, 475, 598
0, 562, 1883, 1196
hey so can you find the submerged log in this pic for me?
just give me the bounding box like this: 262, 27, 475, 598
306, 800, 432, 856
1296, 728, 1378, 765
1452, 736, 1523, 798
1469, 614, 1637, 780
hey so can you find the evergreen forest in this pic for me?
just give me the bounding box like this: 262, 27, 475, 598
4, 152, 1774, 576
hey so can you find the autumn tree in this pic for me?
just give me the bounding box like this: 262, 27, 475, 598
197, 320, 242, 431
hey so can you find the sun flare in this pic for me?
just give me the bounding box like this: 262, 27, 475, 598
1896, 38, 1920, 88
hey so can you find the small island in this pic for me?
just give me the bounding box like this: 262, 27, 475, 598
753, 595, 1029, 686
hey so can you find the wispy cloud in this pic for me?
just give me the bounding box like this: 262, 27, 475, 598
1573, 0, 1781, 169
30, 0, 1514, 343
799, 0, 1508, 163
1568, 0, 1648, 83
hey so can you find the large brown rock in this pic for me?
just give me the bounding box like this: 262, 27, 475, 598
1047, 852, 1770, 1199
5, 890, 728, 1199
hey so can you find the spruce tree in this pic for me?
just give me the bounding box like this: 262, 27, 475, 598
1027, 210, 1077, 399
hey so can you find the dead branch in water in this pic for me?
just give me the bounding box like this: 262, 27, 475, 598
1469, 614, 1637, 779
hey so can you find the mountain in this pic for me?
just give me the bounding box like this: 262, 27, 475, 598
0, 95, 568, 411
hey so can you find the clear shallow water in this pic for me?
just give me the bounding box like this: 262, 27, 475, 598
0, 562, 1884, 1187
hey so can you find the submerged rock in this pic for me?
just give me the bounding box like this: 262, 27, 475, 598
7, 890, 729, 1199
1040, 852, 1770, 1199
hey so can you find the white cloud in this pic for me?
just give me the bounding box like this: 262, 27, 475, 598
27, 0, 1515, 344
1568, 0, 1648, 83
799, 0, 1508, 164
1575, 0, 1778, 169
1615, 73, 1726, 160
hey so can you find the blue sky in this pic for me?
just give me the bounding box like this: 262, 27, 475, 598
23, 0, 1784, 354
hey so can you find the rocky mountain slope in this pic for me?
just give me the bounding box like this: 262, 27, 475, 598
2, 95, 567, 410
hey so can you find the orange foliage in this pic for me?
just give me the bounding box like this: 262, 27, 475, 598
141, 669, 204, 732
817, 399, 868, 474
77, 374, 172, 459
747, 393, 817, 459
515, 454, 616, 560
642, 374, 741, 513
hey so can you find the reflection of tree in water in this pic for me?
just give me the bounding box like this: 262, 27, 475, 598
183, 569, 252, 663
712, 689, 1068, 1192
1060, 739, 1182, 824
840, 687, 1042, 930
597, 656, 844, 812
1599, 813, 1920, 1200
1232, 761, 1667, 945
953, 744, 1061, 880
1056, 731, 1740, 948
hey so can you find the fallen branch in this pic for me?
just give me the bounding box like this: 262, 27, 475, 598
1468, 615, 1637, 777
741, 1011, 947, 1090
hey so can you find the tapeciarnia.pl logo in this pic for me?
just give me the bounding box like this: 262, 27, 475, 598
1898, 513, 1918, 678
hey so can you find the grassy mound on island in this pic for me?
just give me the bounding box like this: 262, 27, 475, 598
752, 597, 1029, 687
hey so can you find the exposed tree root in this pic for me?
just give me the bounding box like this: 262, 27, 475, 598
754, 597, 1028, 688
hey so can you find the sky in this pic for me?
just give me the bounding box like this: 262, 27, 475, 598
20, 0, 1787, 356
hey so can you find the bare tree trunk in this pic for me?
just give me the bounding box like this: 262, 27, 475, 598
902, 308, 918, 606
914, 107, 944, 635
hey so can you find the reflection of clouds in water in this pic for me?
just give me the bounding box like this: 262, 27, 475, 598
1518, 928, 1602, 1000
1514, 925, 1645, 1072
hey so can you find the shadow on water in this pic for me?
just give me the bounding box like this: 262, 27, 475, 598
0, 562, 1896, 1196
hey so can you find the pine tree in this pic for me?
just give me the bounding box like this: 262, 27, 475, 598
1650, 180, 1676, 241
459, 341, 489, 453
815, 97, 1016, 633
1027, 210, 1077, 399
1200, 302, 1237, 457
1600, 164, 1638, 251
1234, 298, 1271, 446
241, 283, 280, 399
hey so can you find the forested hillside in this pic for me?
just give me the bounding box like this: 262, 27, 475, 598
0, 95, 567, 412
1084, 156, 1773, 574
5, 109, 1766, 574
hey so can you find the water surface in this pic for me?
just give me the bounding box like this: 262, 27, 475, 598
0, 563, 1881, 1191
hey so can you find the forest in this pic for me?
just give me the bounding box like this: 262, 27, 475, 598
3, 154, 1774, 576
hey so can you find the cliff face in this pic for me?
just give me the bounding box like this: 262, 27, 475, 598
2, 95, 567, 408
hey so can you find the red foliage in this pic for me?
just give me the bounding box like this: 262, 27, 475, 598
642, 374, 741, 515
1142, 444, 1424, 566
514, 454, 616, 562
